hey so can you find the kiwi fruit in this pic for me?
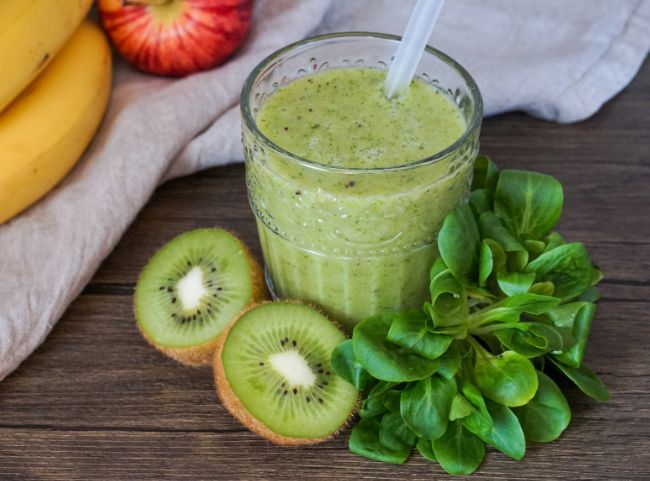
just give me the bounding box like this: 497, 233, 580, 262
214, 302, 359, 445
134, 228, 267, 366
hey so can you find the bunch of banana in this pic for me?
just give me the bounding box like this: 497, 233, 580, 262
0, 1, 112, 224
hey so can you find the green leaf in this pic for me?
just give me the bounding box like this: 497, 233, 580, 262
590, 266, 604, 285
416, 438, 437, 462
368, 381, 408, 398
529, 281, 555, 296
449, 394, 476, 421
387, 310, 453, 360
499, 293, 561, 315
331, 340, 373, 390
496, 322, 565, 358
508, 252, 529, 273
546, 302, 595, 367
473, 348, 539, 407
514, 371, 571, 443
349, 418, 411, 464
477, 210, 531, 274
382, 389, 402, 412
429, 269, 469, 327
369, 381, 401, 397
470, 189, 493, 217
549, 357, 610, 401
360, 382, 401, 418
525, 243, 593, 301
400, 375, 456, 440
527, 323, 566, 351
494, 169, 563, 239
479, 211, 527, 257
360, 395, 388, 419
466, 285, 498, 303
479, 240, 494, 286
429, 256, 448, 282
497, 271, 536, 296
546, 301, 589, 334
523, 239, 546, 260
438, 203, 481, 286
379, 410, 417, 450
353, 313, 439, 382
470, 293, 560, 325
544, 232, 566, 252
472, 155, 500, 191
437, 343, 463, 380
432, 421, 485, 475
479, 399, 526, 460
483, 238, 507, 281
460, 380, 494, 434
578, 286, 600, 302
495, 328, 542, 358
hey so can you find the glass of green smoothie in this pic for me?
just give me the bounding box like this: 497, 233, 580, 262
242, 32, 482, 330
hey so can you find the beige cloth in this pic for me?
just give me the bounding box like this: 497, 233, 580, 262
1, 0, 648, 381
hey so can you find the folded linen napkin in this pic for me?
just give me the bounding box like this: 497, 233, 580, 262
1, 0, 648, 381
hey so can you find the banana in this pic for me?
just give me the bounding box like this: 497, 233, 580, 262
0, 0, 93, 113
0, 21, 112, 225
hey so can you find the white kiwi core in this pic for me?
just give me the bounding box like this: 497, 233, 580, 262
268, 350, 316, 388
176, 266, 207, 311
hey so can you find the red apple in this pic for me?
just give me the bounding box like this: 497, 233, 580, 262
97, 0, 254, 77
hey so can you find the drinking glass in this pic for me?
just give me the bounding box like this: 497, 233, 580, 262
241, 32, 482, 330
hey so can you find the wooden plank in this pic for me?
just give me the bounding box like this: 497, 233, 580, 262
0, 428, 648, 481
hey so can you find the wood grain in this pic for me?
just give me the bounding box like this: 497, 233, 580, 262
1, 60, 648, 480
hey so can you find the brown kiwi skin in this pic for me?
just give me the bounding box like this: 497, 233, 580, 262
213, 301, 358, 446
134, 232, 268, 367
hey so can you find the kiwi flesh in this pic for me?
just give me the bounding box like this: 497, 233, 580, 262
134, 228, 266, 366
214, 302, 358, 445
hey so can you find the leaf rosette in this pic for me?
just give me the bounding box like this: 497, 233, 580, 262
332, 156, 608, 475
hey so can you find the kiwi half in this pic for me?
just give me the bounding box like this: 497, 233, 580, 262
134, 228, 266, 366
214, 302, 359, 445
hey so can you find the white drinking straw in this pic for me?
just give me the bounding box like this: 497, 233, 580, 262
384, 0, 445, 99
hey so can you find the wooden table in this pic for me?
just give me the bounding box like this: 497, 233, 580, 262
1, 59, 648, 481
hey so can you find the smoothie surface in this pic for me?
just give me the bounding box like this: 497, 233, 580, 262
256, 67, 466, 168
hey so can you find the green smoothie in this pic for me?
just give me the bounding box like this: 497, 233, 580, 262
245, 67, 476, 329
257, 68, 464, 168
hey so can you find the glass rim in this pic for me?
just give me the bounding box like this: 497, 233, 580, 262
241, 31, 483, 174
